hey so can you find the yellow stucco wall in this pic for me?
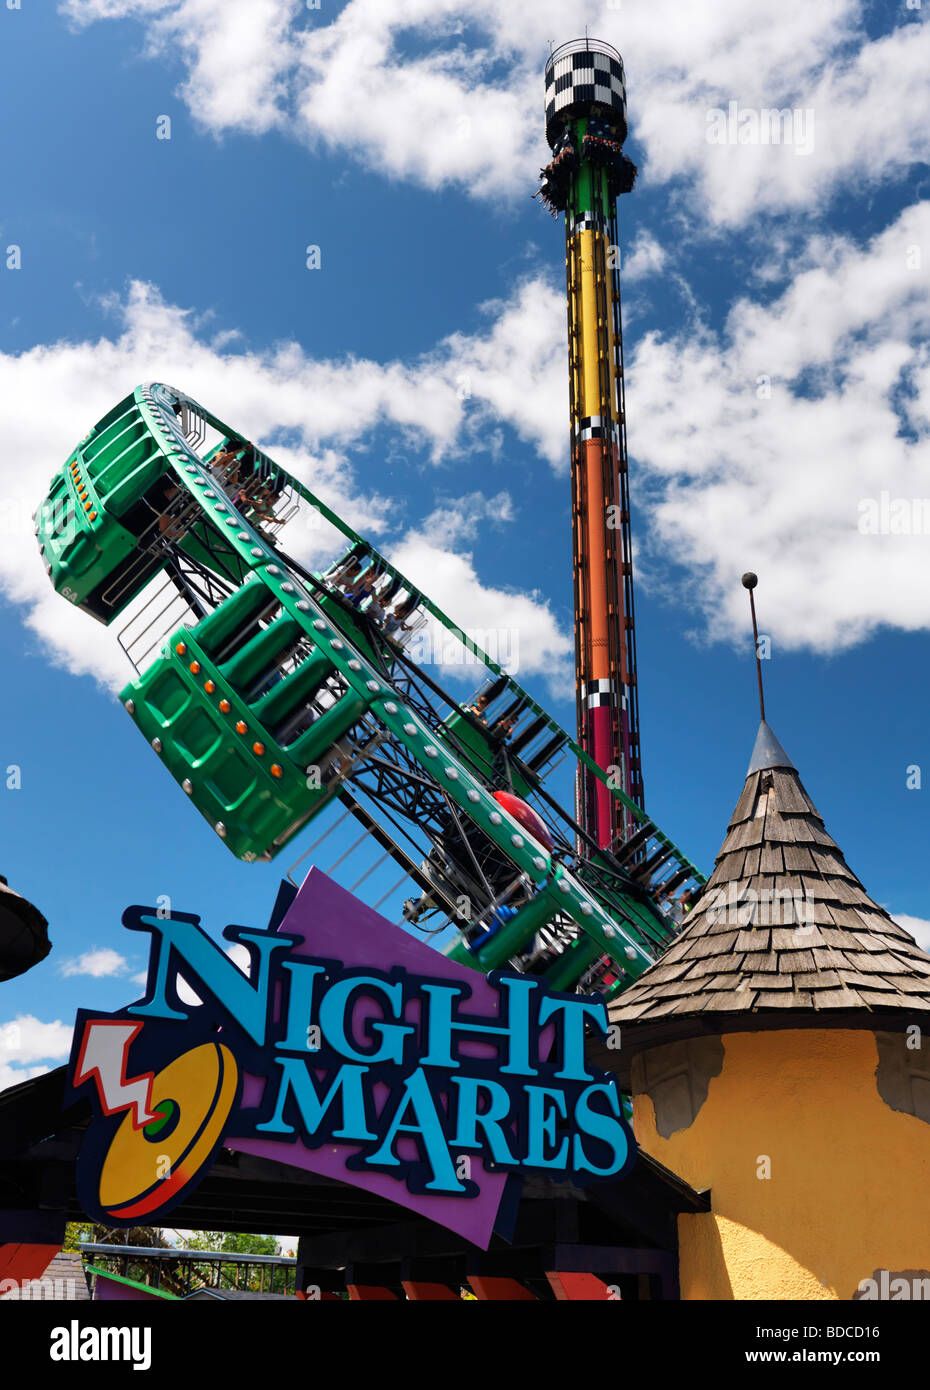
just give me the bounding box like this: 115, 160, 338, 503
631, 1028, 930, 1300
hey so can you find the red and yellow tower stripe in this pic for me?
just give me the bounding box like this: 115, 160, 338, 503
543, 38, 642, 849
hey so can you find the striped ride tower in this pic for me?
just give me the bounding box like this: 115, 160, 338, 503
541, 39, 642, 849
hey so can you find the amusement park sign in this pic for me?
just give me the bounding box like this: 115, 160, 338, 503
67, 869, 634, 1248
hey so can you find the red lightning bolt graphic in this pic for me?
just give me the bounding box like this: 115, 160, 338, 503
73, 1020, 159, 1130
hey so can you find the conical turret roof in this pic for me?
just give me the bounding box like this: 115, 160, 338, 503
607, 721, 930, 1044
746, 719, 794, 774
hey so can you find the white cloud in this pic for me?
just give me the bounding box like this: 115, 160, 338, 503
892, 915, 930, 955
0, 1014, 73, 1063
1, 274, 565, 690
62, 0, 301, 135
419, 491, 513, 547
0, 1014, 73, 1094
59, 0, 930, 223
442, 280, 566, 467
623, 233, 668, 282
626, 200, 930, 653
6, 191, 930, 685
388, 527, 573, 694
0, 1061, 52, 1094
60, 948, 129, 977
294, 3, 544, 201
631, 9, 930, 227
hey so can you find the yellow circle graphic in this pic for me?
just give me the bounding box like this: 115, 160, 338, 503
99, 1040, 238, 1219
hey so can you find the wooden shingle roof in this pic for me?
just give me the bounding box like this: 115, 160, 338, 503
609, 721, 930, 1034
0, 1251, 89, 1300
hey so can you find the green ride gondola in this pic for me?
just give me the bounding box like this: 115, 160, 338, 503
36, 383, 704, 1000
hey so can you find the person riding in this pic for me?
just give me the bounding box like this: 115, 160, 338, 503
491, 710, 519, 740
463, 690, 491, 725
344, 570, 376, 609
365, 586, 388, 624
209, 439, 254, 504
332, 554, 363, 593
245, 469, 286, 526
383, 592, 418, 640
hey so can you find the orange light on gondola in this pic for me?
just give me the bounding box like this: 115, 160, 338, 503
253, 742, 265, 756
236, 721, 247, 734
204, 680, 215, 694
219, 699, 230, 714
189, 660, 200, 674
270, 764, 283, 778
176, 642, 187, 655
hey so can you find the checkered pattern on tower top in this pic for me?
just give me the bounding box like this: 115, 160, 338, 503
545, 43, 627, 148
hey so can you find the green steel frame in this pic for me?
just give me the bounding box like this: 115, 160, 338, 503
35, 383, 704, 999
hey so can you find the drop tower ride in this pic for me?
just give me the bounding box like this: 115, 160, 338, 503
538, 39, 641, 849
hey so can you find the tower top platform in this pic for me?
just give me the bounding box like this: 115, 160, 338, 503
544, 38, 627, 148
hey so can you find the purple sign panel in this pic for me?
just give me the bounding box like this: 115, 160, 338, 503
66, 869, 634, 1250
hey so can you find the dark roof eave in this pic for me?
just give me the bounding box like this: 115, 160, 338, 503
591, 1006, 925, 1089
632, 1148, 710, 1213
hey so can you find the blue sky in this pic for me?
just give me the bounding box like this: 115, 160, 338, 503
1, 0, 929, 1090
